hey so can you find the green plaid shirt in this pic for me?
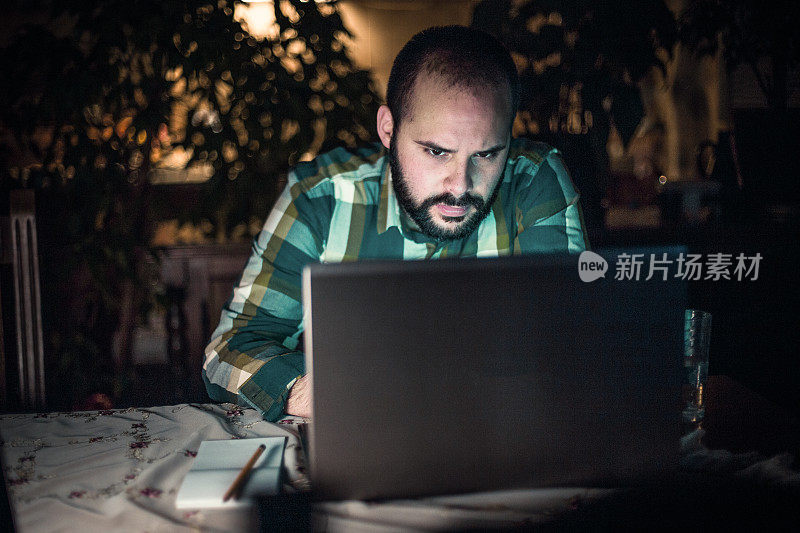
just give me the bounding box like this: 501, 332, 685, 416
203, 139, 588, 421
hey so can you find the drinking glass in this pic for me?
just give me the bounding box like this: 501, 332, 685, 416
682, 309, 712, 423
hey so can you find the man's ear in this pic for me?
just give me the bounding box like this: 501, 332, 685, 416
376, 105, 394, 149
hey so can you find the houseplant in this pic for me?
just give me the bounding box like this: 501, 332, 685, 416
0, 0, 380, 408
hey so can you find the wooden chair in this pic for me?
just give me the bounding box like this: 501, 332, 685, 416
0, 190, 46, 411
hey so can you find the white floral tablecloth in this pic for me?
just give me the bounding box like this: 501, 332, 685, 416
0, 403, 306, 532
0, 403, 625, 532
3, 403, 797, 532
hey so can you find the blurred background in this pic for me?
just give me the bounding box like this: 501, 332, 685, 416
1, 0, 798, 414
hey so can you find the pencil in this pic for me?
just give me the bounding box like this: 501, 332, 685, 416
222, 443, 266, 502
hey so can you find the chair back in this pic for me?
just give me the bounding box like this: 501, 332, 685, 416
0, 189, 45, 410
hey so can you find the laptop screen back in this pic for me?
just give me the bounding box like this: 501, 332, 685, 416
302, 249, 687, 500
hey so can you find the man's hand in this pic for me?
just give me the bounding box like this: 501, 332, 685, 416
285, 374, 312, 418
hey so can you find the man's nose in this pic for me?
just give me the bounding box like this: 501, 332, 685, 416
444, 159, 473, 197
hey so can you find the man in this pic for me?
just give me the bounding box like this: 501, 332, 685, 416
203, 25, 588, 421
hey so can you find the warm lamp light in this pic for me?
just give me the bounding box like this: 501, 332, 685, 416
234, 1, 278, 40
236, 0, 334, 40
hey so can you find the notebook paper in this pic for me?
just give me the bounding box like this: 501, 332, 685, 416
175, 437, 286, 508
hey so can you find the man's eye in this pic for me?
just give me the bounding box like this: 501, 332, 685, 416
426, 148, 445, 157
474, 151, 497, 160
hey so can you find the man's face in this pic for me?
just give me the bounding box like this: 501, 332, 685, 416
382, 74, 512, 241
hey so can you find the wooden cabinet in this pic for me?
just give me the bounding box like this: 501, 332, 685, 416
157, 243, 252, 401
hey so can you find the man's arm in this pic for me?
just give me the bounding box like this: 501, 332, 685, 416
285, 373, 312, 418
203, 172, 330, 421
513, 147, 589, 253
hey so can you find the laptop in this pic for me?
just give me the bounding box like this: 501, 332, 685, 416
300, 248, 687, 501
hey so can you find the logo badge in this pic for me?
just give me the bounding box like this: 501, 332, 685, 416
578, 251, 608, 282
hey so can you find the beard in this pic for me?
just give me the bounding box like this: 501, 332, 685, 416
389, 137, 501, 241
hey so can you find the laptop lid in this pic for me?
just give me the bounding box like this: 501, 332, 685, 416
302, 248, 687, 500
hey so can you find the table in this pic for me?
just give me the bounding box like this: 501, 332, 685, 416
0, 402, 306, 532
1, 378, 798, 532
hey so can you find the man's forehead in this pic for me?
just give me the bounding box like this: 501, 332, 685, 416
410, 70, 507, 105
403, 70, 512, 120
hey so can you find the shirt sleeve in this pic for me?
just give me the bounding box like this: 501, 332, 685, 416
202, 171, 331, 422
512, 147, 589, 253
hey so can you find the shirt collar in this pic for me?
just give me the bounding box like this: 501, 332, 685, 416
376, 153, 404, 235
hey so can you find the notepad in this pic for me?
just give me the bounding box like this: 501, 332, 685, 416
175, 437, 286, 508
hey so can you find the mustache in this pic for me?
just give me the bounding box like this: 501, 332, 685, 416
418, 192, 485, 212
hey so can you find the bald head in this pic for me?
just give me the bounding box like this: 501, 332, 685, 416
386, 25, 519, 131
